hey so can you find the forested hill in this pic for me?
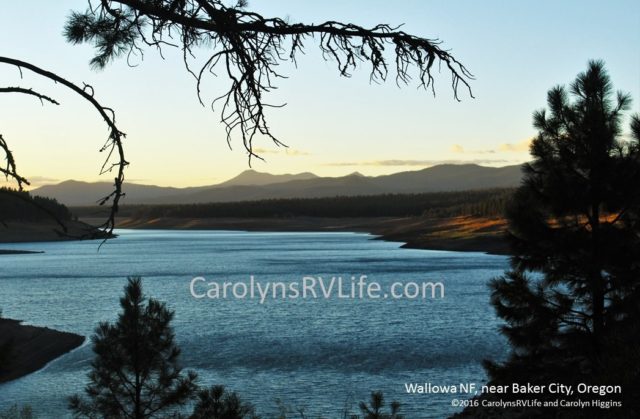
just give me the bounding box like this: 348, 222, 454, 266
0, 188, 113, 244
0, 188, 72, 222
96, 188, 514, 220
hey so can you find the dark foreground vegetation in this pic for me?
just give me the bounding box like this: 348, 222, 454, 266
454, 61, 640, 418
68, 277, 403, 419
2, 279, 405, 418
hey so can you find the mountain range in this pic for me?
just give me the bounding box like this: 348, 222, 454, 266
32, 164, 523, 206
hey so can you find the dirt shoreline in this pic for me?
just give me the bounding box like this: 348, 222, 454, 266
0, 216, 510, 255
0, 318, 85, 384
0, 220, 112, 254
100, 215, 511, 255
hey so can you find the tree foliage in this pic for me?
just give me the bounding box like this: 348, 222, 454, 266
69, 277, 198, 419
0, 405, 34, 419
189, 385, 258, 419
108, 188, 513, 219
0, 187, 71, 224
484, 61, 640, 417
358, 391, 403, 419
65, 0, 473, 161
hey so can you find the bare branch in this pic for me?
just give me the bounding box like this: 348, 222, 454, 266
0, 133, 30, 190
0, 87, 60, 105
0, 56, 128, 238
66, 0, 474, 162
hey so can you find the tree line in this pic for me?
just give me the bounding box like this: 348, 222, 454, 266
0, 188, 71, 223
106, 189, 514, 220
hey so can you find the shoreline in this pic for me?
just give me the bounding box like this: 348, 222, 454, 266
0, 220, 113, 254
0, 215, 507, 391
0, 318, 85, 384
0, 249, 44, 255
0, 216, 510, 255
106, 215, 511, 255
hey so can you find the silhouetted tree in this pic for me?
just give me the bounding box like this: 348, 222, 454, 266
358, 391, 403, 419
69, 277, 197, 418
190, 385, 258, 419
65, 0, 473, 162
484, 61, 640, 417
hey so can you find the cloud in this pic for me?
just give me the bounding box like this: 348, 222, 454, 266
284, 149, 311, 156
450, 144, 495, 154
252, 147, 310, 156
124, 178, 150, 183
498, 138, 533, 152
26, 176, 59, 185
324, 159, 512, 167
1, 175, 59, 187
451, 138, 533, 154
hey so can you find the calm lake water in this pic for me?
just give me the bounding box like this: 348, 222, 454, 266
0, 230, 509, 418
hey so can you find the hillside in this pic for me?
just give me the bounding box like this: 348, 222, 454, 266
33, 164, 523, 206
0, 188, 109, 244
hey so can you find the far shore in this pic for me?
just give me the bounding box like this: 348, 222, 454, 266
0, 215, 510, 255
0, 318, 84, 384
80, 215, 511, 255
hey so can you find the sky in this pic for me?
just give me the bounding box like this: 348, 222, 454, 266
0, 0, 639, 187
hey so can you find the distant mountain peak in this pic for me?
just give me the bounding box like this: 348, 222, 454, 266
217, 169, 319, 187
32, 163, 524, 206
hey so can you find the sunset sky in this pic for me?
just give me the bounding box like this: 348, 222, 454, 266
1, 0, 639, 187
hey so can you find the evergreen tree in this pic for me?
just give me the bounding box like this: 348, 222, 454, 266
484, 61, 640, 417
189, 385, 258, 419
358, 391, 403, 419
69, 277, 198, 419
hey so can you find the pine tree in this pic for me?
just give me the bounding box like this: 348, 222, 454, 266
69, 277, 197, 418
484, 61, 640, 416
189, 385, 258, 419
358, 391, 403, 419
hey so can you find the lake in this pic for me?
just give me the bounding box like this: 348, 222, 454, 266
0, 230, 509, 418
